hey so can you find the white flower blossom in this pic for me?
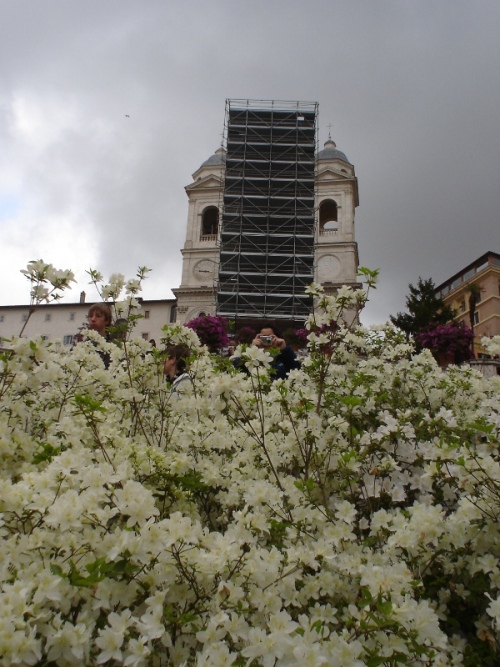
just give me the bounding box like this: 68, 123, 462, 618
95, 625, 125, 664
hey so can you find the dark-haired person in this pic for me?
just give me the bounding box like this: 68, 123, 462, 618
163, 344, 193, 395
87, 303, 113, 338
73, 303, 113, 368
251, 323, 300, 379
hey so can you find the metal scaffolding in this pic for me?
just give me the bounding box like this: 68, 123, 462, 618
216, 99, 318, 321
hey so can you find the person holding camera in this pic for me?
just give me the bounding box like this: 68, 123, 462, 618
251, 323, 300, 379
252, 326, 285, 351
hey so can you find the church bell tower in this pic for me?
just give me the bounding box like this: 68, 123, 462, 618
172, 147, 225, 324
174, 101, 360, 326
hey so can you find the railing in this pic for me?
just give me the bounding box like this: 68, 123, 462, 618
199, 235, 217, 242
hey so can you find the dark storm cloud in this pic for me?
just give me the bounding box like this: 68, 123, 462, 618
1, 1, 499, 324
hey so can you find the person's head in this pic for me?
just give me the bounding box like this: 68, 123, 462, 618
259, 322, 281, 338
163, 344, 191, 379
87, 303, 113, 336
258, 323, 281, 346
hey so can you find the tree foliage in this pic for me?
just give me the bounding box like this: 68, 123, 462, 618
391, 277, 456, 347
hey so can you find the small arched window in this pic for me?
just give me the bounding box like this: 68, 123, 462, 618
319, 199, 338, 233
201, 206, 219, 238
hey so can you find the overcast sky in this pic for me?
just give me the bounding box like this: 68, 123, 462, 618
1, 1, 499, 325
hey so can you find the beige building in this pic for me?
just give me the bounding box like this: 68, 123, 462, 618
435, 251, 500, 358
0, 298, 176, 347
173, 138, 360, 324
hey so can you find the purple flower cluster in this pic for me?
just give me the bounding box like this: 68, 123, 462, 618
185, 315, 230, 353
416, 321, 474, 362
295, 328, 309, 345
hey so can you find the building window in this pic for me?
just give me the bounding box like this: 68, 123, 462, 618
459, 300, 466, 313
69, 312, 75, 321
45, 313, 52, 322
170, 306, 177, 323
474, 311, 480, 325
319, 199, 338, 233
200, 206, 219, 239
199, 312, 206, 317
63, 335, 73, 346
144, 310, 150, 319
0, 315, 4, 322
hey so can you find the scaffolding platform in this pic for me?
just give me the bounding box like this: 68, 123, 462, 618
216, 99, 318, 321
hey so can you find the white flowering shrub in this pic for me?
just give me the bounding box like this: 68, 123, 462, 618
1, 272, 500, 666
87, 267, 152, 339
482, 335, 500, 358
17, 260, 76, 337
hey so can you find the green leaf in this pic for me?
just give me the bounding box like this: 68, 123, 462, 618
377, 600, 393, 617
32, 442, 61, 464
340, 395, 364, 407
72, 393, 107, 413
467, 419, 494, 435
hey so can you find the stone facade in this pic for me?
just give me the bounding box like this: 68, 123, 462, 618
172, 148, 225, 324
315, 139, 359, 298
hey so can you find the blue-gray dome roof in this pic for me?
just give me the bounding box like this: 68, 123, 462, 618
201, 147, 226, 168
317, 139, 350, 164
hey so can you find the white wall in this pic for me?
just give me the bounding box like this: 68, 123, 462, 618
0, 299, 177, 346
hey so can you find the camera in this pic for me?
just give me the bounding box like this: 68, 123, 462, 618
259, 335, 273, 346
